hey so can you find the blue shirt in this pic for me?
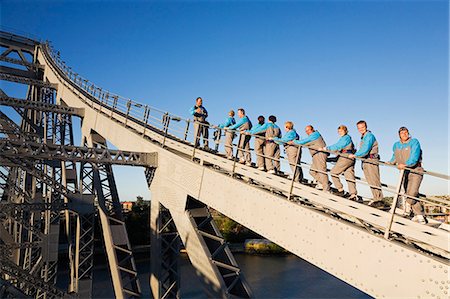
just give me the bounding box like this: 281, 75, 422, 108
245, 122, 279, 135
293, 131, 321, 145
189, 105, 208, 118
327, 135, 353, 151
354, 131, 376, 157
389, 138, 422, 167
246, 123, 264, 134
218, 117, 236, 128
273, 129, 299, 144
229, 116, 251, 130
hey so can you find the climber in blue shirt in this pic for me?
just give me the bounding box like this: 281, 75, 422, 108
216, 110, 236, 155
387, 126, 426, 223
218, 110, 236, 129
320, 125, 358, 200
228, 108, 252, 165
349, 120, 383, 206
271, 121, 302, 182
291, 126, 329, 191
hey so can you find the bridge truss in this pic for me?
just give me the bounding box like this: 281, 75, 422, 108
0, 32, 157, 299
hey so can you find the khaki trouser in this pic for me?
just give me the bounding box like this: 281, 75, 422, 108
362, 159, 383, 201
285, 146, 302, 182
224, 131, 235, 158
238, 134, 252, 163
310, 152, 329, 191
194, 122, 209, 147
254, 137, 265, 168
330, 157, 357, 195
265, 142, 280, 171
403, 169, 424, 215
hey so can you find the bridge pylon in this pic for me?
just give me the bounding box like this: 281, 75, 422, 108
149, 176, 252, 299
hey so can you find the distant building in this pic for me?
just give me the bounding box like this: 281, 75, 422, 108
121, 201, 134, 213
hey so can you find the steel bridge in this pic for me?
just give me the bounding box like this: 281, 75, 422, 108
0, 30, 449, 299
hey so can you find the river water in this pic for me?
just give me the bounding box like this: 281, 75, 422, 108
90, 254, 371, 298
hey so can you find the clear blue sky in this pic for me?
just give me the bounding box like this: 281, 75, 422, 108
1, 0, 448, 199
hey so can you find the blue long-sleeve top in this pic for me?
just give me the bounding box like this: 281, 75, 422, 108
218, 117, 236, 128
354, 131, 376, 157
293, 131, 321, 145
246, 123, 264, 134
228, 116, 250, 130
326, 135, 352, 151
189, 105, 208, 118
389, 138, 422, 167
246, 122, 280, 135
273, 129, 299, 145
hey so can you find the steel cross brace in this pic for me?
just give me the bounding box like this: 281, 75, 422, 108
0, 73, 57, 89
0, 96, 84, 116
0, 257, 69, 299
0, 138, 158, 167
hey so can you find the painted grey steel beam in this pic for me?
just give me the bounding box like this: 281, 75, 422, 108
0, 110, 39, 141
0, 138, 158, 167
0, 202, 68, 214
150, 202, 181, 299
0, 65, 38, 80
0, 31, 39, 54
0, 55, 44, 69
0, 278, 33, 299
185, 197, 252, 298
0, 156, 79, 201
0, 73, 57, 89
0, 257, 68, 299
84, 132, 142, 298
0, 96, 85, 116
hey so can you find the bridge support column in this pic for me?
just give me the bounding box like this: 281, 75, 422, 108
150, 200, 181, 299
82, 130, 141, 298
149, 172, 252, 298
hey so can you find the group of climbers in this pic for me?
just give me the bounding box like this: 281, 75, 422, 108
190, 97, 427, 224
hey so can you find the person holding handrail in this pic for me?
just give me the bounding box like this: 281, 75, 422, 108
228, 108, 252, 166
349, 120, 384, 208
217, 110, 236, 159
190, 97, 209, 149
387, 126, 427, 224
271, 121, 302, 181
264, 116, 282, 174
244, 115, 281, 174
320, 125, 358, 201
245, 115, 266, 170
291, 125, 329, 192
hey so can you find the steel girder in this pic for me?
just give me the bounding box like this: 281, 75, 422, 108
0, 65, 39, 81
0, 110, 39, 141
0, 55, 44, 70
85, 132, 141, 298
185, 197, 252, 298
0, 73, 57, 89
0, 257, 68, 299
0, 96, 84, 116
0, 39, 55, 298
0, 277, 33, 299
0, 138, 158, 167
0, 31, 39, 56
151, 203, 181, 299
1, 32, 77, 299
